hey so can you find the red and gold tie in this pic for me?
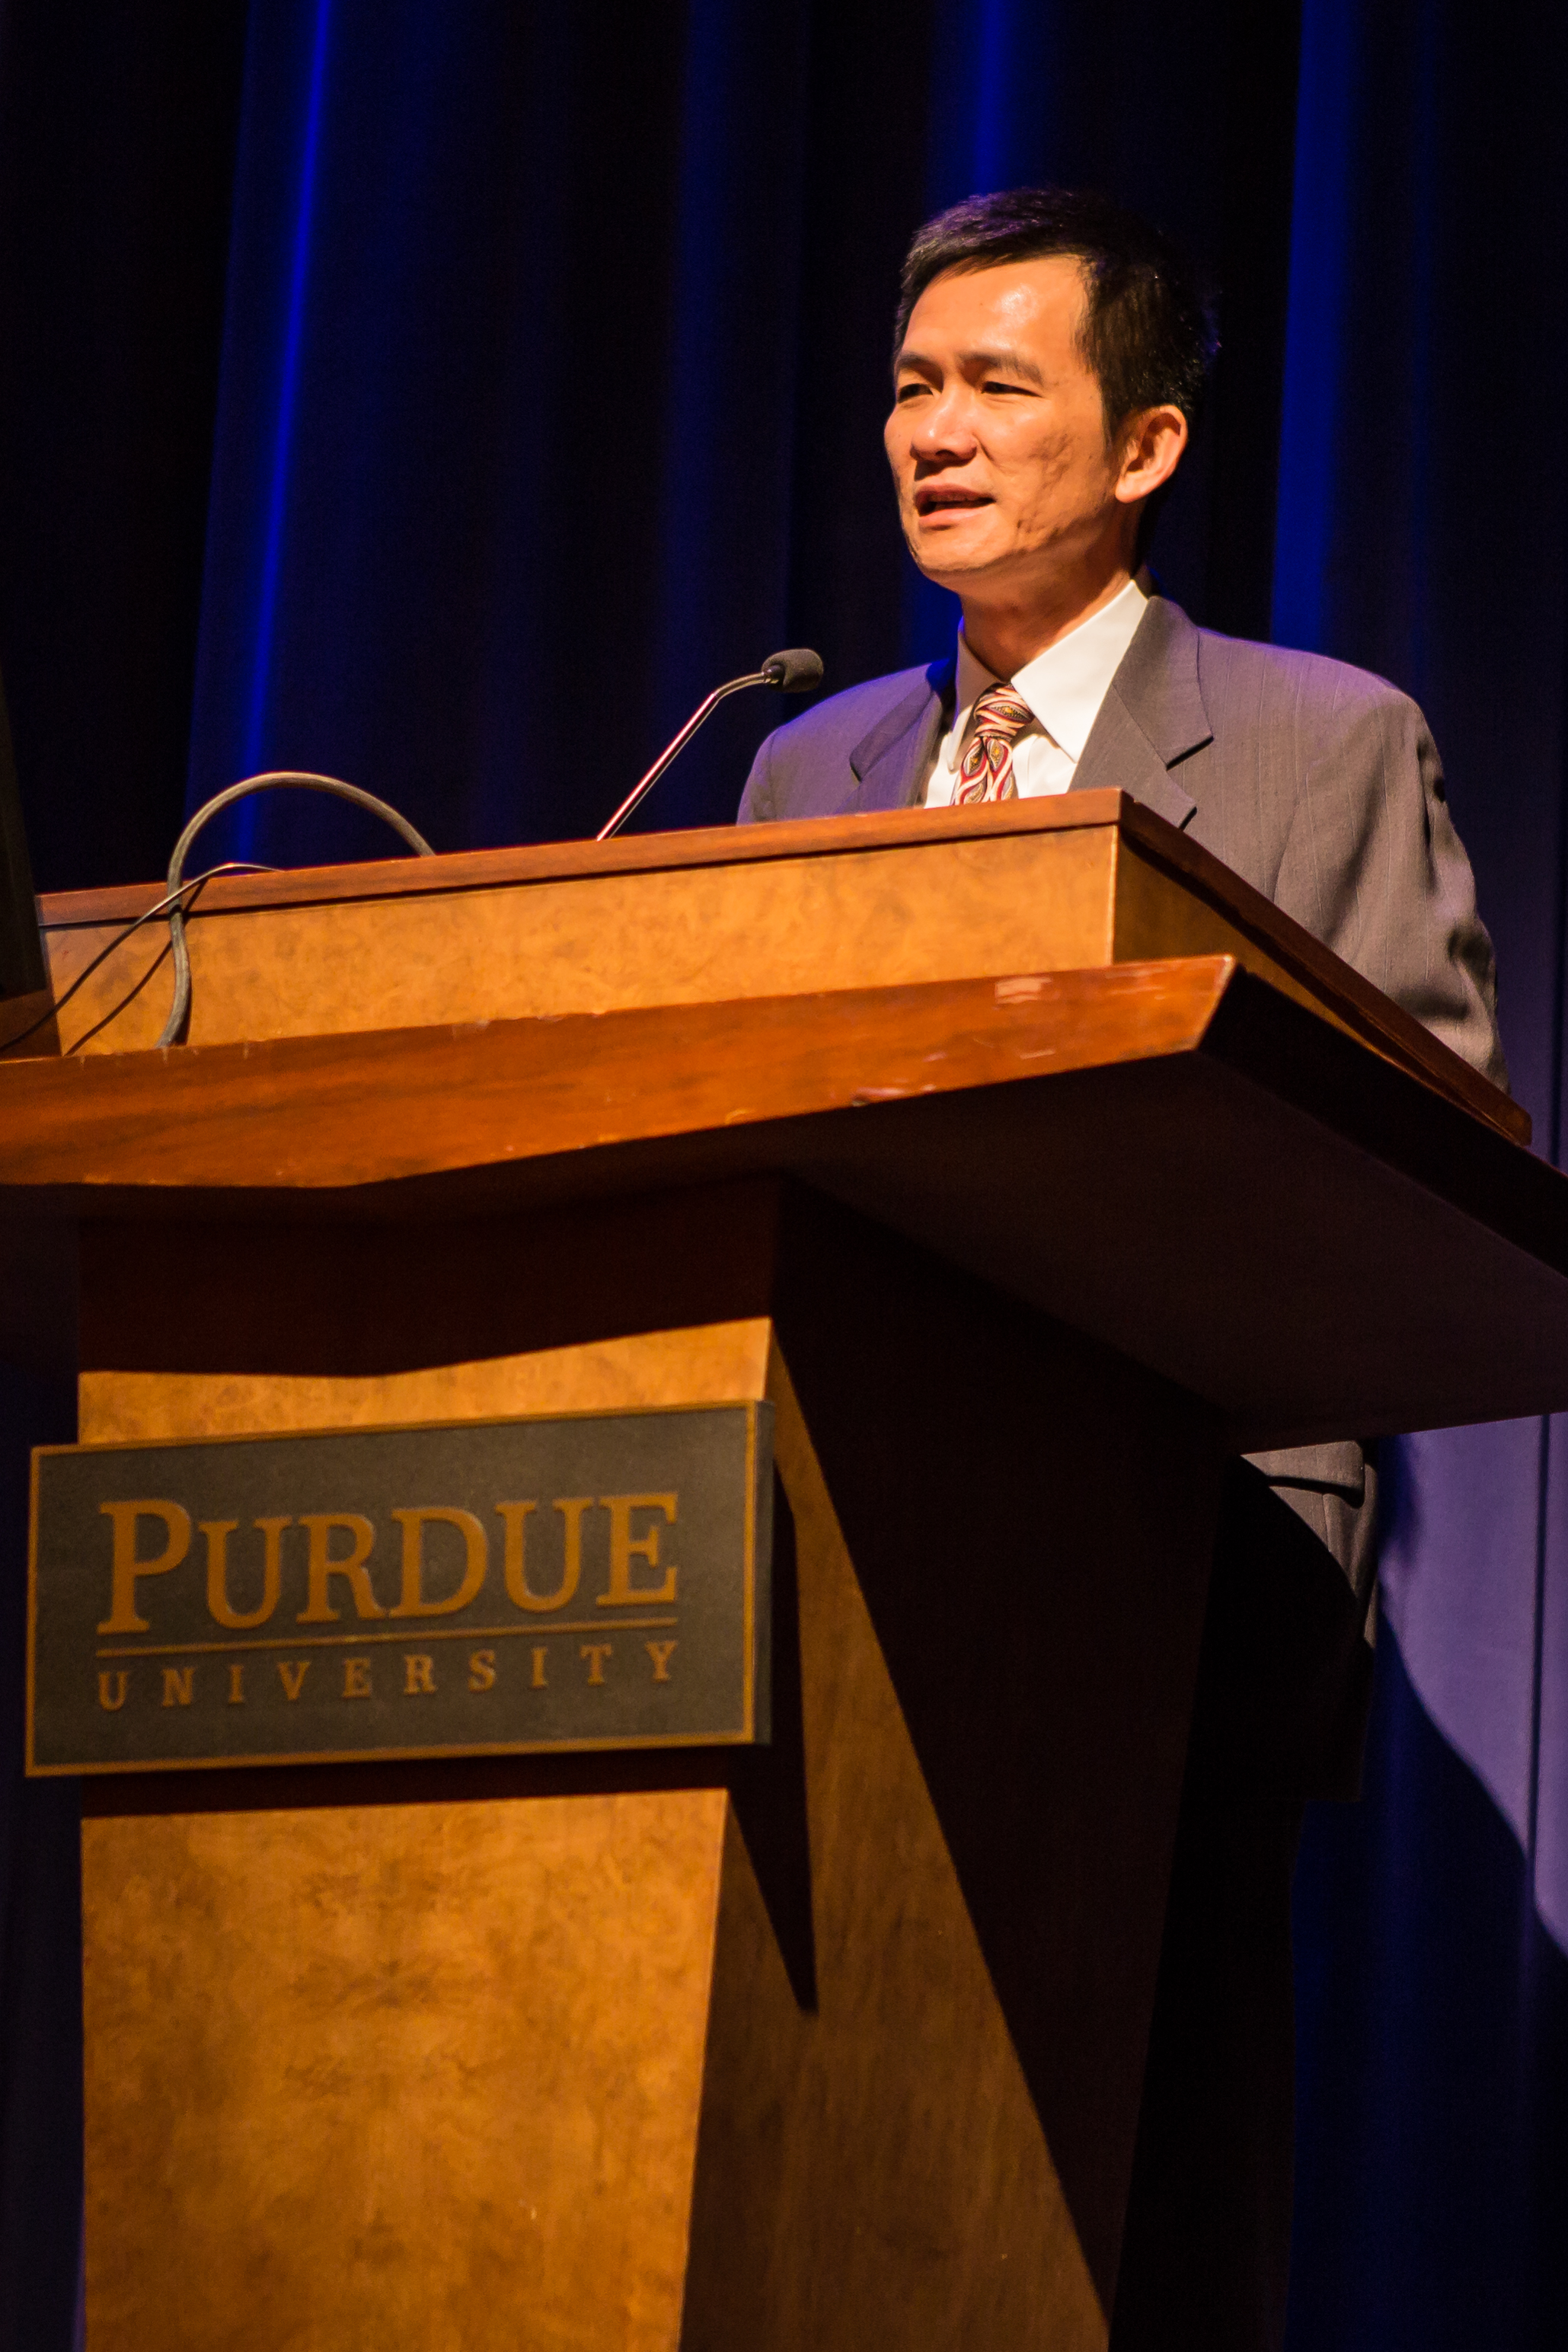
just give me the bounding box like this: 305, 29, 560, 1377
953, 682, 1035, 803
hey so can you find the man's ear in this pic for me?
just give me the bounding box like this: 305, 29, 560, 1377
1113, 404, 1188, 507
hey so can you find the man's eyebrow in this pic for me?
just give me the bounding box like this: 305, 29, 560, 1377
960, 345, 1046, 385
893, 344, 1046, 387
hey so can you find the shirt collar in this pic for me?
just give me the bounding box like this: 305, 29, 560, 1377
953, 572, 1152, 761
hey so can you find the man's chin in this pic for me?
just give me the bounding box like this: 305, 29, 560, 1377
909, 538, 1008, 595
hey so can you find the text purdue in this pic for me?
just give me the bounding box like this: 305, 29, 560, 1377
94, 1494, 681, 1636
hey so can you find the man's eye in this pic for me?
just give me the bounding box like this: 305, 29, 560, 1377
896, 382, 930, 402
982, 379, 1024, 395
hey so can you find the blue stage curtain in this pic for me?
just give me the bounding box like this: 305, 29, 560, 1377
0, 2, 1565, 2341
185, 0, 827, 865
181, 0, 1304, 871
1275, 2, 1568, 2344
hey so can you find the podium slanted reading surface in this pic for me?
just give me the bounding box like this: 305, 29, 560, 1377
4, 791, 1567, 2352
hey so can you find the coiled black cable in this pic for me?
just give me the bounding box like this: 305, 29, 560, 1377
4, 863, 270, 1057
155, 771, 434, 1047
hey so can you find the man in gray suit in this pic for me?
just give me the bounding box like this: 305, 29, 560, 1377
737, 187, 1506, 2351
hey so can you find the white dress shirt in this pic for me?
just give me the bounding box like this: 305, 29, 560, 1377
924, 572, 1152, 804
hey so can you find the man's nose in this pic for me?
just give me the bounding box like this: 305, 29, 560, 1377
910, 386, 977, 462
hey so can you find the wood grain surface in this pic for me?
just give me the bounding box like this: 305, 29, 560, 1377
79, 1195, 1218, 2346
8, 957, 1568, 1445
81, 1328, 761, 2352
0, 957, 1235, 1193
78, 1320, 775, 1443
77, 1304, 1116, 2351
85, 1788, 729, 2352
679, 1340, 1114, 2351
32, 791, 1520, 1140
40, 828, 1116, 1055
43, 782, 1126, 928
1107, 802, 1525, 1141
40, 796, 1548, 2346
0, 983, 59, 1058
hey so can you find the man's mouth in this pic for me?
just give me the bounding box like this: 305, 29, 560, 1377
914, 486, 992, 516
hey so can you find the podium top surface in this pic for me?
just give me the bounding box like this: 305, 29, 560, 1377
26, 791, 1524, 1146
1, 944, 1565, 1449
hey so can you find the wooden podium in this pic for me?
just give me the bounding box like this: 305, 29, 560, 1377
5, 791, 1568, 2351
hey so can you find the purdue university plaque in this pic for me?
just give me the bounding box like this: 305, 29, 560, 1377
27, 1401, 771, 1774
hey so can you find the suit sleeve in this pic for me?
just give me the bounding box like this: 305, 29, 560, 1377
736, 731, 778, 826
1250, 685, 1506, 1623
1269, 686, 1508, 1089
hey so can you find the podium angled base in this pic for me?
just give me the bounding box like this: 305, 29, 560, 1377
79, 1189, 1219, 2348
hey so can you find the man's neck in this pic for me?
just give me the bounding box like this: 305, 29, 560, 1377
959, 564, 1137, 679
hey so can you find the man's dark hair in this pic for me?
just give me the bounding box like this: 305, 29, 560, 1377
895, 184, 1218, 449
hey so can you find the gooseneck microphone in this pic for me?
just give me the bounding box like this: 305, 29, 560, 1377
596, 648, 824, 842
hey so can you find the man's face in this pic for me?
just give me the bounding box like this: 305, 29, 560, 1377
885, 255, 1132, 600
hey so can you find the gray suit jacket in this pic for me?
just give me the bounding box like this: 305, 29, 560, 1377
737, 592, 1507, 1612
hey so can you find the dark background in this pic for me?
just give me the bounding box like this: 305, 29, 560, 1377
0, 2, 1565, 2344
0, 0, 1308, 887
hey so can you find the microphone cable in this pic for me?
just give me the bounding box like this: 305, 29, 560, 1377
14, 673, 821, 1055
5, 862, 274, 1057
6, 772, 433, 1059
155, 772, 434, 1047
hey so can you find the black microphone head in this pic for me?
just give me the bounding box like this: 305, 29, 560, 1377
760, 647, 824, 693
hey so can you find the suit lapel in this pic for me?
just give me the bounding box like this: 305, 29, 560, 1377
849, 659, 953, 811
1072, 595, 1210, 832
844, 609, 1210, 826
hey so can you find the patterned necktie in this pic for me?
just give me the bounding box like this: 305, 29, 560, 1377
953, 682, 1035, 803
